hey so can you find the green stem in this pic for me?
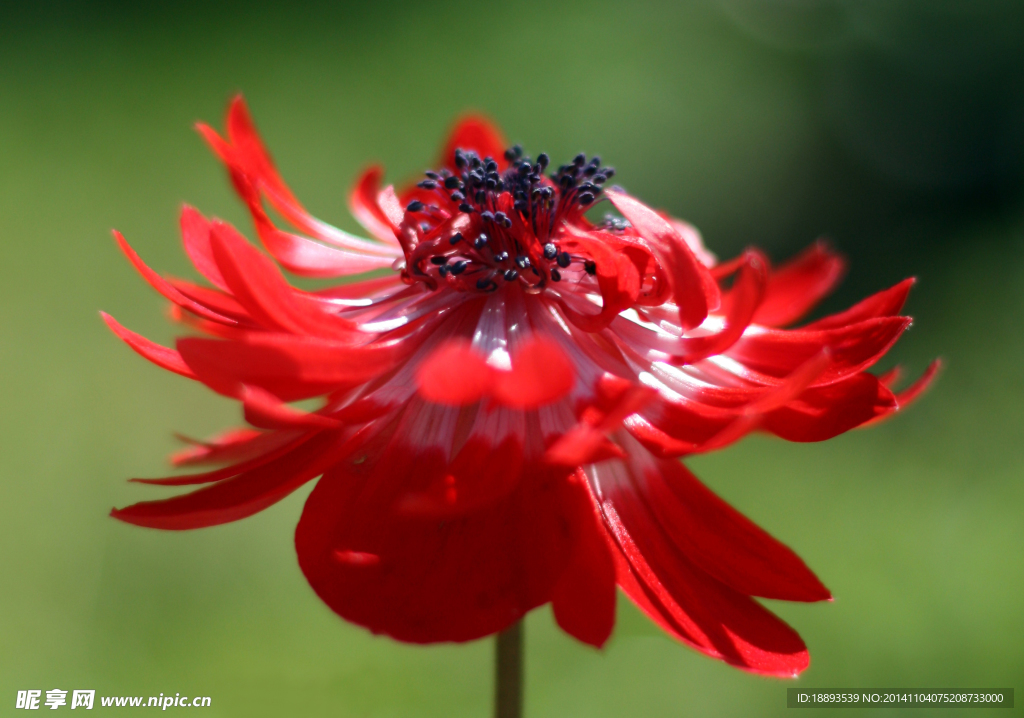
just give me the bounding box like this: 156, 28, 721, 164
495, 620, 524, 718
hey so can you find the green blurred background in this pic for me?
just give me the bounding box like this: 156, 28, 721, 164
1, 0, 1022, 715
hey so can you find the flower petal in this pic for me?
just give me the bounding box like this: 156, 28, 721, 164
170, 428, 279, 467
349, 166, 401, 244
493, 335, 576, 409
237, 176, 398, 277
101, 312, 196, 379
295, 446, 575, 643
552, 470, 617, 648
198, 96, 394, 254
416, 339, 496, 406
208, 221, 355, 340
112, 430, 350, 530
753, 242, 846, 327
178, 333, 403, 402
179, 205, 228, 290
114, 230, 238, 325
555, 227, 643, 332
624, 448, 830, 601
439, 115, 509, 172
728, 316, 912, 386
591, 459, 811, 677
762, 372, 897, 441
804, 278, 915, 330
418, 335, 576, 410
608, 191, 718, 331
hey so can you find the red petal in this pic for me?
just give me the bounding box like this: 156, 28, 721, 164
178, 333, 401, 402
208, 221, 354, 339
112, 430, 349, 530
668, 218, 717, 268
805, 278, 915, 330
892, 358, 941, 409
676, 250, 767, 363
295, 447, 574, 643
114, 230, 237, 325
418, 336, 576, 410
860, 359, 942, 428
632, 454, 830, 601
494, 336, 576, 409
608, 191, 717, 331
556, 227, 642, 332
552, 471, 617, 648
546, 377, 657, 466
241, 385, 341, 430
166, 279, 255, 325
134, 432, 313, 487
416, 339, 495, 406
396, 435, 524, 517
728, 316, 911, 386
170, 428, 277, 467
179, 205, 227, 290
349, 166, 401, 244
439, 115, 509, 173
101, 312, 196, 379
753, 242, 846, 327
762, 372, 897, 441
595, 465, 810, 676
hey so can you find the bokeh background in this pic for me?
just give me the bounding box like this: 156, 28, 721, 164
1, 0, 1022, 715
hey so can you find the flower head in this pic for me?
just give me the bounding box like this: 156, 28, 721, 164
106, 97, 938, 676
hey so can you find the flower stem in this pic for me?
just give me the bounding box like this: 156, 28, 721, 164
495, 620, 524, 718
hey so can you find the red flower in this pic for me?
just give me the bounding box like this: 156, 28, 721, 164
106, 97, 938, 677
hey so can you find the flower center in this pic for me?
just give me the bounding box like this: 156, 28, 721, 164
402, 145, 616, 294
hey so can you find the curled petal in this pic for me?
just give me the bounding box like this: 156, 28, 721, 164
861, 359, 942, 428
208, 221, 355, 339
762, 372, 897, 442
114, 230, 237, 326
805, 278, 915, 330
198, 96, 392, 254
556, 227, 643, 332
753, 242, 846, 327
674, 250, 767, 363
608, 190, 719, 330
728, 316, 912, 386
236, 175, 397, 278
240, 385, 342, 430
170, 428, 276, 467
101, 312, 196, 379
112, 430, 351, 529
350, 166, 401, 244
546, 375, 657, 466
